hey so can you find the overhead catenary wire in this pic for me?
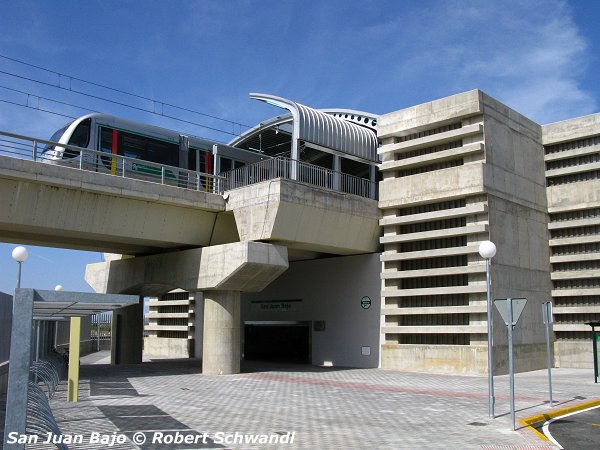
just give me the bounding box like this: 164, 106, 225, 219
0, 98, 77, 120
0, 84, 98, 114
0, 70, 242, 138
0, 54, 252, 129
0, 53, 252, 137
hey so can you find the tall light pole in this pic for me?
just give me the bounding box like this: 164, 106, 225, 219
479, 240, 497, 418
12, 246, 29, 289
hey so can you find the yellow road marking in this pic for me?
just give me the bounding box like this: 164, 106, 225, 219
519, 398, 600, 442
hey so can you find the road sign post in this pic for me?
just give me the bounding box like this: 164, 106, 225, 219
542, 302, 554, 405
587, 322, 599, 383
494, 297, 527, 431
507, 299, 515, 431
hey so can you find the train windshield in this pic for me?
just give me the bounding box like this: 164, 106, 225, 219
43, 121, 73, 152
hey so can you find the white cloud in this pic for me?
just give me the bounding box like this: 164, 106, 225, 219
376, 0, 595, 123
332, 0, 592, 123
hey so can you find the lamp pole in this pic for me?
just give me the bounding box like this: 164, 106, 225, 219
12, 246, 29, 290
479, 240, 497, 418
53, 285, 64, 350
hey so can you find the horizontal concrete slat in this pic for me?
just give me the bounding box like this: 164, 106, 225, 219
380, 224, 488, 244
379, 142, 484, 172
551, 270, 600, 280
544, 145, 600, 162
381, 264, 486, 279
381, 325, 487, 334
378, 124, 483, 156
552, 288, 600, 296
382, 285, 487, 297
382, 305, 486, 315
379, 203, 487, 226
380, 245, 480, 261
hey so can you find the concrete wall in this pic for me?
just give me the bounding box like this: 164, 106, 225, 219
542, 113, 600, 368
481, 93, 552, 369
0, 291, 12, 394
243, 253, 381, 368
144, 337, 192, 358
377, 90, 552, 375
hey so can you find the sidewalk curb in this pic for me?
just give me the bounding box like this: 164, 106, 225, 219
519, 398, 600, 442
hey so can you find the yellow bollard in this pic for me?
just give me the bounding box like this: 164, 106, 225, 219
67, 316, 81, 402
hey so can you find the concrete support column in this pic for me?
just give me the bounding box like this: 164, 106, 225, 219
202, 290, 240, 375
111, 296, 144, 365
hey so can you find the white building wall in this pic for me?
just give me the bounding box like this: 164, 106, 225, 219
242, 253, 381, 368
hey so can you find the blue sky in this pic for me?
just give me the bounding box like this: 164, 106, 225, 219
0, 0, 599, 294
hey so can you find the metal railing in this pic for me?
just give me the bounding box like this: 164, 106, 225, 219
0, 129, 377, 199
0, 129, 225, 194
91, 312, 112, 351
26, 353, 68, 449
222, 156, 377, 199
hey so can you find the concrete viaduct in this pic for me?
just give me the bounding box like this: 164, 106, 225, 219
0, 152, 379, 374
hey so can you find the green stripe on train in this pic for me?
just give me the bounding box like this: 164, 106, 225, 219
131, 162, 177, 179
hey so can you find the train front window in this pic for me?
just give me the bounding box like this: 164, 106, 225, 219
65, 118, 91, 158
43, 121, 72, 154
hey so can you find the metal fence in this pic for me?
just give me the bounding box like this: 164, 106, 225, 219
0, 129, 225, 193
91, 312, 112, 351
222, 156, 377, 199
0, 129, 377, 199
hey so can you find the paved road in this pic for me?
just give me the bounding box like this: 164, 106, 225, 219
546, 406, 600, 449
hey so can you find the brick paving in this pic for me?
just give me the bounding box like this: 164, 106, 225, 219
4, 351, 599, 449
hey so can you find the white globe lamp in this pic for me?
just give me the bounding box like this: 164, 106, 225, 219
479, 241, 497, 259
12, 245, 29, 290
12, 246, 29, 263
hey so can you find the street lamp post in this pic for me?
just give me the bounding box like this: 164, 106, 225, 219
12, 245, 29, 289
53, 285, 64, 350
479, 240, 497, 419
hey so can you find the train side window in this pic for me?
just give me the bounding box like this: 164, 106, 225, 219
100, 128, 114, 152
65, 118, 91, 158
147, 139, 178, 166
190, 148, 212, 173
188, 148, 197, 171
121, 134, 146, 160
220, 157, 233, 172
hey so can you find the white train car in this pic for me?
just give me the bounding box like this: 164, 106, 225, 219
41, 113, 266, 188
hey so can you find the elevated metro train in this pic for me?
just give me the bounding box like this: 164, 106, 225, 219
41, 113, 267, 185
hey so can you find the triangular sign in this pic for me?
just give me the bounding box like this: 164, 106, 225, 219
494, 298, 527, 326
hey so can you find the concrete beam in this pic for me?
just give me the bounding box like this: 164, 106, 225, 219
86, 242, 289, 296
198, 242, 289, 291
542, 112, 600, 145
226, 179, 380, 255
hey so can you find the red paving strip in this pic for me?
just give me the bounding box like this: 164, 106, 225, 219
243, 373, 543, 402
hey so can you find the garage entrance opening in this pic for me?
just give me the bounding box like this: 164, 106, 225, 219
244, 321, 310, 363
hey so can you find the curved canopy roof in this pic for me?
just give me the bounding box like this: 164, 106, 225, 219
230, 94, 379, 163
